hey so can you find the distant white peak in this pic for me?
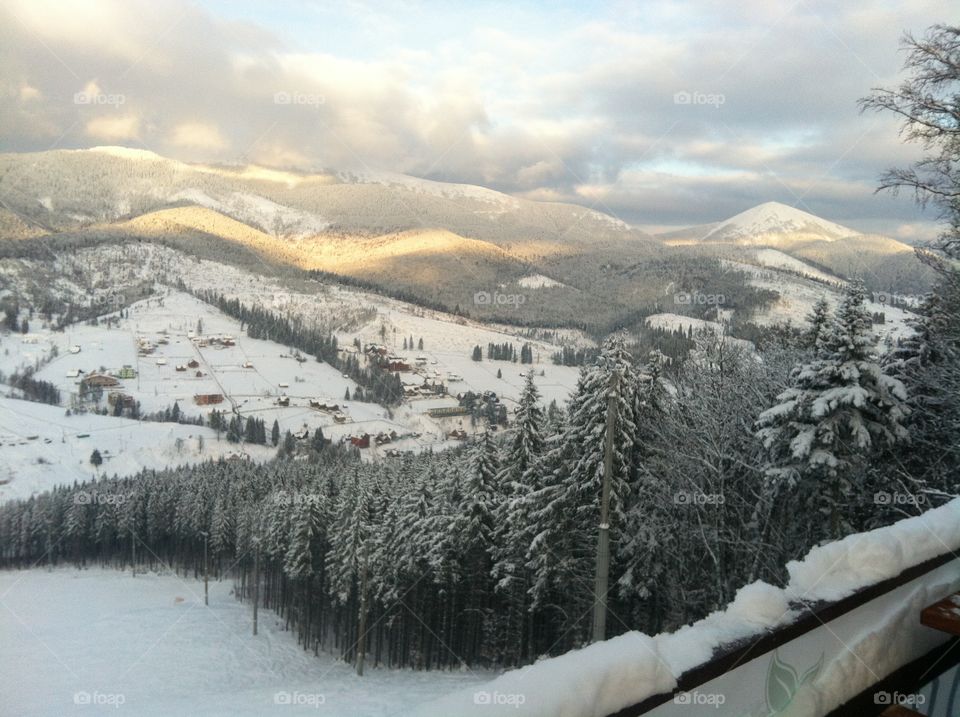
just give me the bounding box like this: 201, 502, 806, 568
87, 146, 164, 161
336, 169, 518, 206
705, 201, 858, 241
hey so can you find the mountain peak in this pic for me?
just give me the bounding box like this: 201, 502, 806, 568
702, 201, 858, 243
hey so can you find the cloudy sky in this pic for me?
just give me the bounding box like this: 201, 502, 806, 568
0, 0, 950, 238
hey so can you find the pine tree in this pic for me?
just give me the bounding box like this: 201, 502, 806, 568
284, 495, 324, 580
756, 281, 910, 538
524, 335, 637, 643
806, 296, 831, 350
492, 371, 545, 661
311, 427, 326, 453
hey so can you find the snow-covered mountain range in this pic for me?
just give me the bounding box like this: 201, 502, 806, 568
0, 147, 934, 330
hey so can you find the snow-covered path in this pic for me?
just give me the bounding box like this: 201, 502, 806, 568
0, 568, 491, 716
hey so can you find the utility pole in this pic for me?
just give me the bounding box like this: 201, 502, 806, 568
252, 537, 260, 636
592, 370, 618, 643
200, 531, 209, 606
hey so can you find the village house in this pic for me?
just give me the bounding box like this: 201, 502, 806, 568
81, 373, 120, 389
107, 392, 136, 410
112, 365, 137, 379
349, 433, 370, 448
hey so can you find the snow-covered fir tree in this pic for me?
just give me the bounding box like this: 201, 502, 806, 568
806, 295, 831, 350
756, 281, 910, 538
524, 333, 637, 644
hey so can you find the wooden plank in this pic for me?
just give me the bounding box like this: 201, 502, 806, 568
921, 592, 960, 636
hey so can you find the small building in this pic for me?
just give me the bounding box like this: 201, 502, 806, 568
156, 358, 167, 366
293, 426, 310, 440
113, 365, 137, 379
194, 393, 224, 406
107, 392, 136, 409
350, 433, 370, 449
175, 365, 187, 372
242, 361, 253, 369
278, 382, 289, 389
66, 369, 83, 379
82, 373, 120, 389
448, 429, 468, 441
427, 406, 470, 418
68, 345, 81, 354
277, 395, 290, 407
333, 412, 348, 424
187, 359, 199, 369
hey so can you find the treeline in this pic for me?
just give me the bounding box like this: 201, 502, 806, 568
551, 345, 599, 366
3, 370, 61, 406
471, 342, 534, 363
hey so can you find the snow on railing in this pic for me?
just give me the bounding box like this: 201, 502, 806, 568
413, 498, 960, 716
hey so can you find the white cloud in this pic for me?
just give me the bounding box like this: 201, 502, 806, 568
85, 114, 140, 141
0, 0, 948, 238
169, 122, 228, 151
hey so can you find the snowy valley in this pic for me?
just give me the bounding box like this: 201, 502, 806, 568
2, 6, 960, 714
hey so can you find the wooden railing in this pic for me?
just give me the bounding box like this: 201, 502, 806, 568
611, 551, 960, 717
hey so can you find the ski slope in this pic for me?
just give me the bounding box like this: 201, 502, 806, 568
0, 568, 491, 716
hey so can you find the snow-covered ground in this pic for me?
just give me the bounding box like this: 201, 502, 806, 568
0, 396, 275, 504
0, 567, 492, 716
0, 246, 587, 493
517, 274, 565, 289
750, 248, 839, 284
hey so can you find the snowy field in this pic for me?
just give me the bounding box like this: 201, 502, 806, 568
0, 396, 275, 504
0, 568, 492, 717
0, 282, 582, 479
1, 243, 586, 450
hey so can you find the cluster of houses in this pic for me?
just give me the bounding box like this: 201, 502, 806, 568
174, 359, 204, 377
71, 366, 140, 409
346, 430, 401, 449
308, 399, 349, 423
188, 333, 236, 349
403, 379, 447, 399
